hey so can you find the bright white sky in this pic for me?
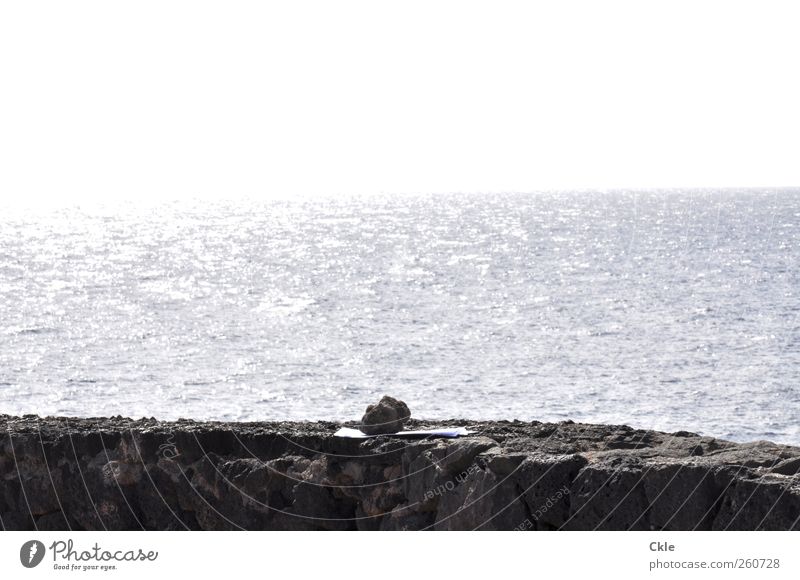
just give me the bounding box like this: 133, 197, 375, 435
1, 1, 799, 204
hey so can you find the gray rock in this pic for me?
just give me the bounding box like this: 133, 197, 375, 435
360, 396, 411, 435
1, 415, 798, 530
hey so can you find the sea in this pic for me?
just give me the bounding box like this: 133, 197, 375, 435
1, 189, 798, 444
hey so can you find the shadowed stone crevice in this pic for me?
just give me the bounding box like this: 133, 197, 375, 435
1, 415, 798, 530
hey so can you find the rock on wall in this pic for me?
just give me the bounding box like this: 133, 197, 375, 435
1, 416, 799, 530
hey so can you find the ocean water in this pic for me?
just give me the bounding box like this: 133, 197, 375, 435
1, 190, 798, 444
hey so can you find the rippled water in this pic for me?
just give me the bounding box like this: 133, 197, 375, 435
1, 190, 798, 444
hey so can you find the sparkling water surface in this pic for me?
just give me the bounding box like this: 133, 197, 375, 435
1, 190, 798, 444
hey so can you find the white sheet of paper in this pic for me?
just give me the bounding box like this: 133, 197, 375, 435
334, 426, 472, 438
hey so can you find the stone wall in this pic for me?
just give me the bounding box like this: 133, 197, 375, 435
1, 416, 798, 530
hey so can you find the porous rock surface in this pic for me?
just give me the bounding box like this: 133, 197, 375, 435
360, 396, 411, 435
1, 415, 798, 530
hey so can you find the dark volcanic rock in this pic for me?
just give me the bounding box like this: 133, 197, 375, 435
360, 396, 411, 435
0, 414, 798, 530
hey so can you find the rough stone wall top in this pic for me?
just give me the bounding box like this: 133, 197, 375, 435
1, 415, 798, 530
